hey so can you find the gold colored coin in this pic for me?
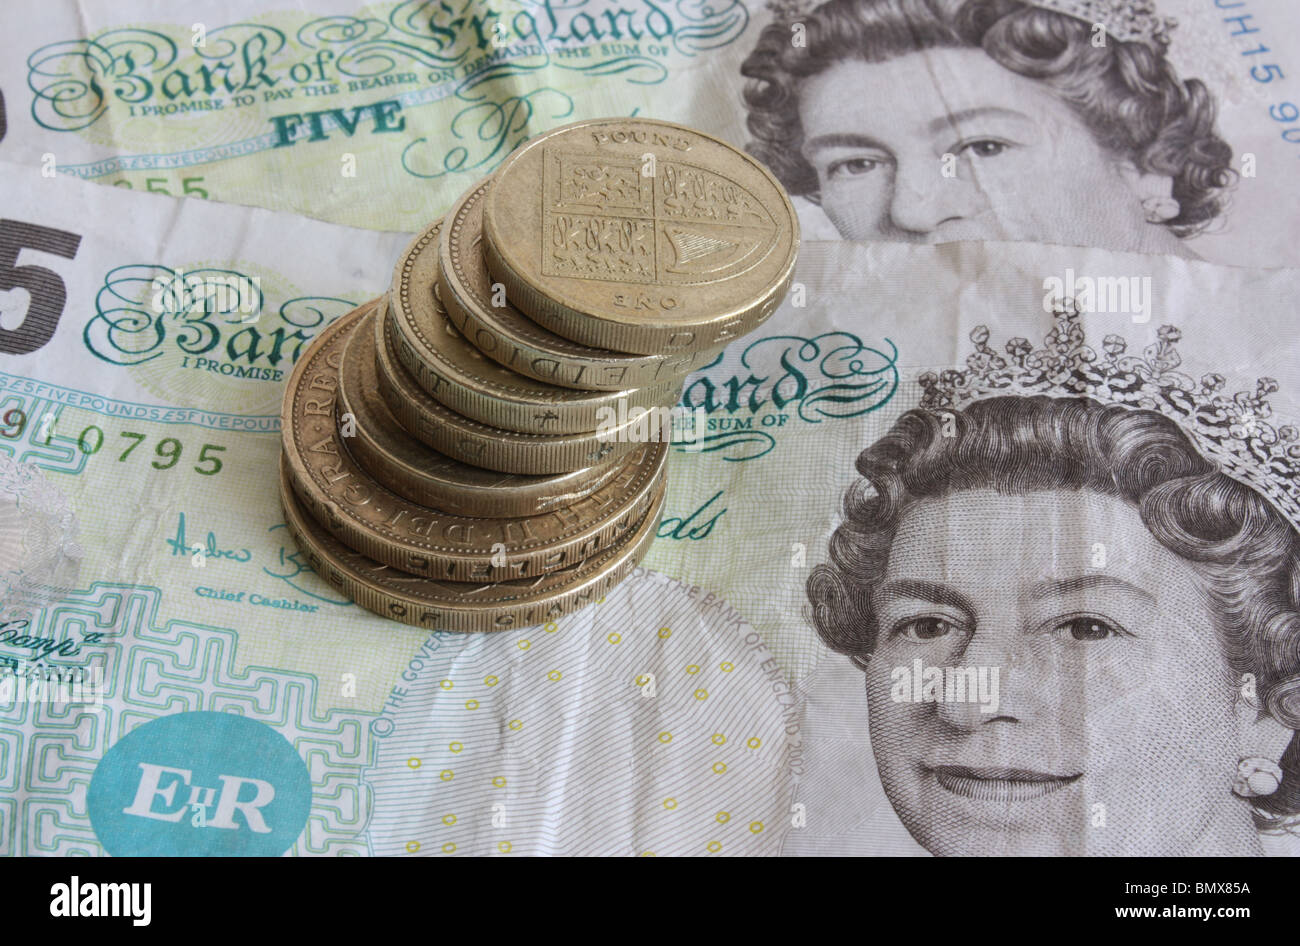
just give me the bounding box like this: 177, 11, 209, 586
374, 305, 664, 475
481, 117, 800, 355
390, 219, 678, 432
439, 178, 728, 391
337, 298, 631, 518
278, 457, 666, 632
281, 301, 668, 581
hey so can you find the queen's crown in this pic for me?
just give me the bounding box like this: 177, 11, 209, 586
917, 299, 1300, 532
767, 0, 1176, 47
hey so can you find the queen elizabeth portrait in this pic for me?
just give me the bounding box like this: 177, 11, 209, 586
741, 0, 1234, 257
806, 306, 1300, 855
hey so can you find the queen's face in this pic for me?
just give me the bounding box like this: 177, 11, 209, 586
864, 487, 1256, 856
796, 49, 1175, 251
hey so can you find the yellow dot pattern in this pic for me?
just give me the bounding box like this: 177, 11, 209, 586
367, 579, 787, 857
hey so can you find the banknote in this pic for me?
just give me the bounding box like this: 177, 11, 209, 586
3, 166, 1300, 856
2, 0, 1299, 267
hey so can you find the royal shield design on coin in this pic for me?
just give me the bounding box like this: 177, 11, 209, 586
541, 150, 780, 285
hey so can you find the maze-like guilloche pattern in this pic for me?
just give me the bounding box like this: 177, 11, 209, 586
1, 582, 381, 855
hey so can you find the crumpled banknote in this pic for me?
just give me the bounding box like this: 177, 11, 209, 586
2, 164, 1299, 855
2, 0, 1298, 267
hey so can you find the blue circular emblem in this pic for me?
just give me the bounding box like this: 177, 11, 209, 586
87, 711, 312, 856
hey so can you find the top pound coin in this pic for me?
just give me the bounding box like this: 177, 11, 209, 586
481, 117, 799, 356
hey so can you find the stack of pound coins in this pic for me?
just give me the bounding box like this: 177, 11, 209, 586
278, 117, 800, 632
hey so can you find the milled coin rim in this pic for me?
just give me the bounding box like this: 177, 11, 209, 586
278, 456, 666, 632
388, 273, 680, 433
337, 301, 633, 518
282, 302, 668, 580
375, 305, 663, 475
393, 217, 678, 423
